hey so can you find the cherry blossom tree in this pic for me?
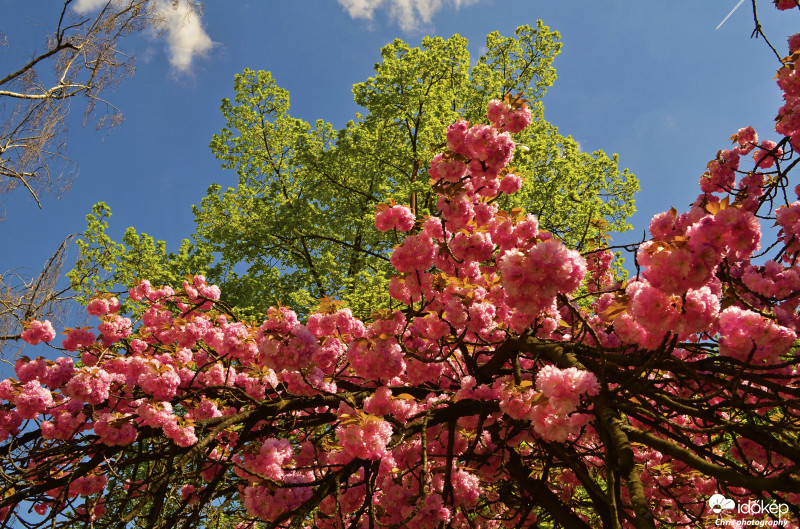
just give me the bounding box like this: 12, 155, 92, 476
0, 2, 799, 528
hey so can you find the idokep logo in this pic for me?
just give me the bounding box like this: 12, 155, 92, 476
707, 494, 791, 527
709, 494, 736, 515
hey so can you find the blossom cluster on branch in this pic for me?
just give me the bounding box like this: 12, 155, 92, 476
1, 5, 800, 528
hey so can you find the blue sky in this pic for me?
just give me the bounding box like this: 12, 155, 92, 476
0, 1, 797, 298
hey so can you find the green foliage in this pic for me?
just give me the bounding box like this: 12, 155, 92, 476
68, 203, 213, 313
70, 22, 637, 319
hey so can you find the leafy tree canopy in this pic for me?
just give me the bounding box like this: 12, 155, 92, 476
70, 22, 637, 318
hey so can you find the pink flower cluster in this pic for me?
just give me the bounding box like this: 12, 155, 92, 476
499, 241, 587, 316
776, 201, 800, 255
718, 306, 797, 363
497, 382, 542, 421
450, 229, 494, 262
638, 205, 760, 296
732, 125, 758, 153
15, 356, 74, 389
487, 98, 533, 133
98, 314, 133, 346
375, 204, 415, 232
61, 327, 96, 351
346, 312, 407, 382
429, 109, 516, 194
65, 367, 115, 405
134, 400, 198, 447
241, 473, 313, 522
336, 405, 394, 460
535, 365, 599, 414
68, 474, 107, 497
363, 386, 418, 424
234, 438, 293, 481
776, 31, 800, 152
180, 484, 201, 504
257, 309, 318, 372
128, 279, 176, 302
14, 381, 54, 419
183, 274, 221, 302
614, 281, 720, 348
41, 400, 87, 440
0, 409, 21, 441
20, 320, 56, 345
87, 296, 120, 316
741, 259, 800, 300
753, 139, 783, 168
138, 362, 181, 400
497, 365, 599, 443
94, 412, 137, 446
529, 406, 594, 443
390, 234, 438, 274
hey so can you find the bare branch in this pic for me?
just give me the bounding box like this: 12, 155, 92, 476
0, 0, 203, 215
0, 234, 78, 356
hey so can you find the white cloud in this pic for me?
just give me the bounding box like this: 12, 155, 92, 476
338, 0, 384, 21
152, 0, 212, 74
72, 0, 111, 14
73, 0, 212, 74
338, 0, 482, 31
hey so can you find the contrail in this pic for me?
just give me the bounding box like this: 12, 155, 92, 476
716, 0, 746, 30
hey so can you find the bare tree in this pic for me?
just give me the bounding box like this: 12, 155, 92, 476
0, 0, 162, 212
0, 235, 77, 356
0, 0, 205, 354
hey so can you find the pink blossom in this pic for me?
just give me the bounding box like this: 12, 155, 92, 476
627, 281, 681, 335
94, 412, 138, 446
15, 357, 46, 383
499, 241, 587, 315
129, 279, 153, 301
68, 474, 107, 497
776, 0, 798, 10
719, 307, 797, 363
649, 210, 679, 239
163, 421, 198, 447
347, 337, 405, 382
14, 381, 54, 419
753, 139, 783, 168
41, 400, 87, 440
375, 204, 415, 232
390, 234, 437, 273
98, 315, 132, 346
65, 367, 114, 405
0, 410, 22, 440
429, 153, 468, 183
234, 438, 293, 481
734, 126, 758, 153
62, 327, 96, 351
530, 404, 593, 443
20, 320, 56, 345
789, 32, 800, 53
450, 230, 494, 262
241, 473, 313, 522
337, 417, 393, 460
445, 120, 470, 157
487, 99, 509, 126
499, 173, 523, 194
535, 365, 599, 414
505, 107, 533, 134
87, 297, 121, 316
